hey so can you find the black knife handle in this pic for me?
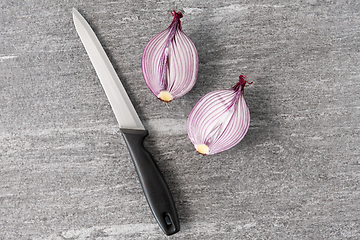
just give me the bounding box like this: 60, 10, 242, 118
120, 128, 180, 235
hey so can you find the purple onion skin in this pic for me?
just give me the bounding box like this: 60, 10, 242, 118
187, 75, 252, 155
142, 11, 198, 103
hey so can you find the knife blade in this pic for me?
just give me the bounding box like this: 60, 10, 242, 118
72, 8, 180, 235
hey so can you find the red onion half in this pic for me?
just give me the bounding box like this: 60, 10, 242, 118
142, 11, 198, 103
187, 75, 252, 155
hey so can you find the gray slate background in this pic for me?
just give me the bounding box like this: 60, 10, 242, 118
1, 0, 359, 239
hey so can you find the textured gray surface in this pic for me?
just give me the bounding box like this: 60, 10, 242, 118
1, 0, 360, 239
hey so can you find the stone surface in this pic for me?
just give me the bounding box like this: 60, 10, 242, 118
1, 0, 359, 239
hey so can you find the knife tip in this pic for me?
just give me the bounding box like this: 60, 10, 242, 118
72, 8, 78, 15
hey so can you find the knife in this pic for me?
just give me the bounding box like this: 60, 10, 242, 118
72, 8, 180, 235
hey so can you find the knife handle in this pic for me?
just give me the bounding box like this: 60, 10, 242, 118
120, 128, 180, 235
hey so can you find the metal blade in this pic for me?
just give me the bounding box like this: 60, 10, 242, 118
73, 8, 145, 130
